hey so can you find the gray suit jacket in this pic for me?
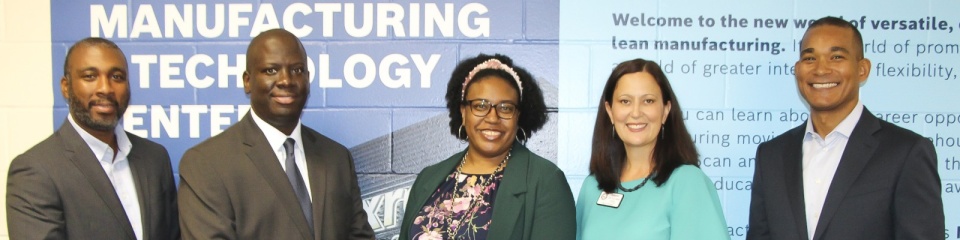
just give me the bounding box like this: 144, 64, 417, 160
747, 107, 943, 240
177, 113, 374, 240
6, 120, 180, 240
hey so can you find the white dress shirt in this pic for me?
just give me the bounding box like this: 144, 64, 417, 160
249, 110, 313, 199
801, 101, 863, 239
67, 114, 143, 240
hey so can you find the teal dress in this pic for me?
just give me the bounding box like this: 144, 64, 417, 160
576, 165, 730, 240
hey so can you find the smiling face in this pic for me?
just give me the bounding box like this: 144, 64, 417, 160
460, 76, 520, 160
795, 25, 870, 116
605, 72, 671, 149
61, 44, 130, 133
243, 30, 310, 134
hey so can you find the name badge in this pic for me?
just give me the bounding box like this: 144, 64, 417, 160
596, 191, 624, 208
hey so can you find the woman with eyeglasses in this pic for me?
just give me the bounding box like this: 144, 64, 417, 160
399, 54, 576, 240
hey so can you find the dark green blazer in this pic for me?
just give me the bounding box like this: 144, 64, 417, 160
399, 142, 576, 240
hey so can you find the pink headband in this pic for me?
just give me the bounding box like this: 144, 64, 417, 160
461, 59, 523, 101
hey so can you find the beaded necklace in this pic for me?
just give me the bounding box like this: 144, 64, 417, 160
617, 174, 653, 192
446, 150, 510, 237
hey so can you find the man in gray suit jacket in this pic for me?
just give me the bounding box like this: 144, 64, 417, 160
6, 38, 180, 239
747, 16, 943, 240
177, 29, 374, 239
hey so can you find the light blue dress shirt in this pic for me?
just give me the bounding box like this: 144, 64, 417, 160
67, 114, 143, 240
801, 101, 863, 239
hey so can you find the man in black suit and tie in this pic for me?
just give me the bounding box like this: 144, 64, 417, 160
747, 16, 944, 240
177, 28, 374, 239
6, 37, 180, 239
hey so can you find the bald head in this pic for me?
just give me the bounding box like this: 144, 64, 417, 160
242, 28, 310, 135
246, 29, 307, 71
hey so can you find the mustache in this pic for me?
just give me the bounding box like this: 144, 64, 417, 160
87, 96, 120, 110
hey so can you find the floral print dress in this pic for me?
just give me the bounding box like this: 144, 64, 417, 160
408, 171, 504, 240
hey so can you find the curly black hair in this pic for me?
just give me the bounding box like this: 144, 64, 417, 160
445, 54, 548, 141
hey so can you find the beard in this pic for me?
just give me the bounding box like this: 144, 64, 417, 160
67, 88, 126, 132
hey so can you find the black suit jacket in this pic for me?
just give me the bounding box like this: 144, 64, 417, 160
6, 120, 180, 240
177, 113, 374, 240
747, 107, 943, 240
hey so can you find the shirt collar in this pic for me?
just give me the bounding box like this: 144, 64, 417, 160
249, 109, 303, 152
67, 113, 132, 163
804, 100, 864, 139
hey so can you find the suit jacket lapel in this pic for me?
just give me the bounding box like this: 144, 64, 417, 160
302, 128, 328, 238
487, 143, 529, 240
781, 125, 810, 240
57, 120, 137, 239
127, 136, 153, 240
812, 109, 880, 240
413, 152, 462, 214
238, 114, 314, 239
396, 150, 461, 237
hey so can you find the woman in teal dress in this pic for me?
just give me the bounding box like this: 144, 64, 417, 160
576, 58, 729, 240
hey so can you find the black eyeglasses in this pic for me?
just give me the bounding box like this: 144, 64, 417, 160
463, 99, 518, 119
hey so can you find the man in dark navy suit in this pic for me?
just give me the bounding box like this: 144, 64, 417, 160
747, 16, 943, 240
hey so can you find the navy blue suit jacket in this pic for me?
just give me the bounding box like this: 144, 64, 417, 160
747, 107, 943, 240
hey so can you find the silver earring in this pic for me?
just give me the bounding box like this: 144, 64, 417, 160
516, 127, 528, 144
458, 124, 467, 143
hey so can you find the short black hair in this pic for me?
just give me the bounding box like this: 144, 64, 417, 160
63, 37, 124, 79
445, 54, 548, 141
806, 16, 865, 59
